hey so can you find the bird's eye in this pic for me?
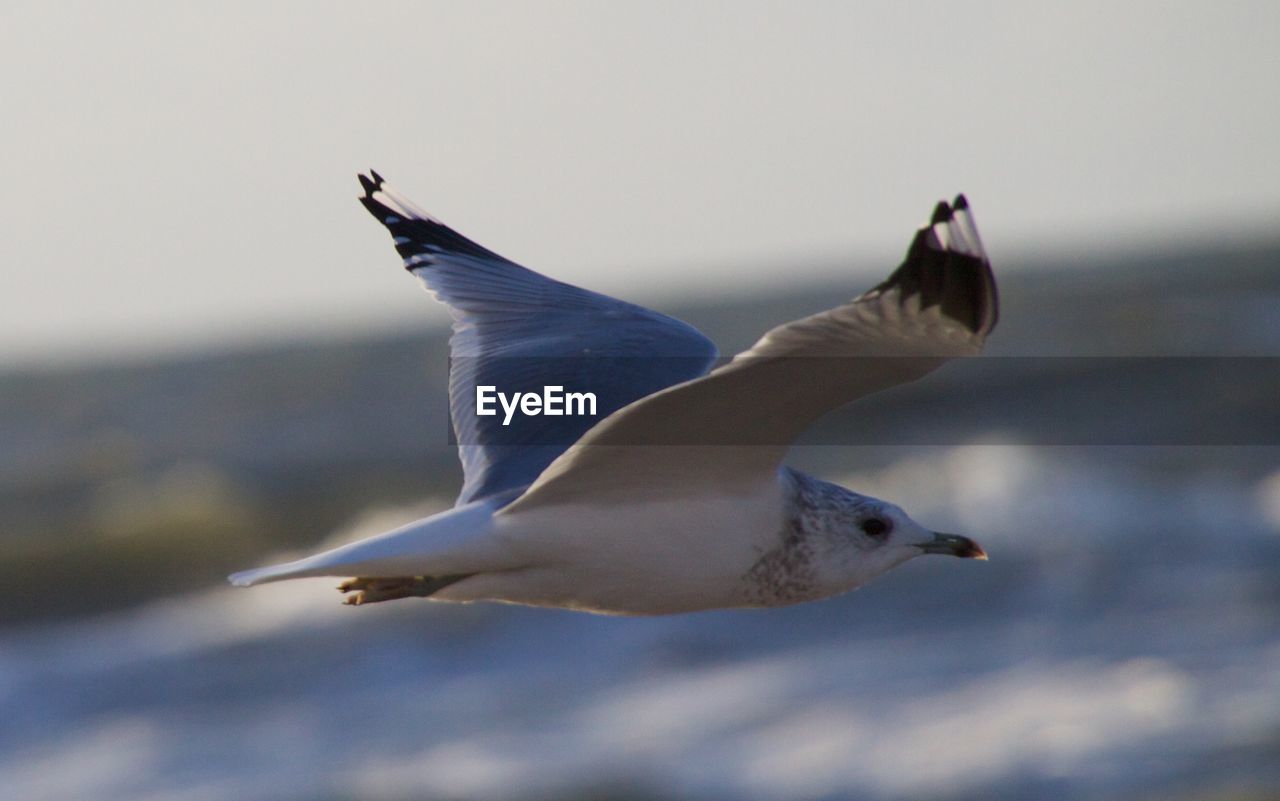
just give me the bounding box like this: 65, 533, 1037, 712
860, 518, 891, 538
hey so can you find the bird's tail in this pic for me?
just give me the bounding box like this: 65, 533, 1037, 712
228, 498, 509, 587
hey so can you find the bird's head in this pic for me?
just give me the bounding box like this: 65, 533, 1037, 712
808, 491, 988, 593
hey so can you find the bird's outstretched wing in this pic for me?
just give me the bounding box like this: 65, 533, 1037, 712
506, 196, 998, 509
358, 172, 719, 504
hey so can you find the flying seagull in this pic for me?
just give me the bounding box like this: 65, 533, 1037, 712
229, 173, 997, 614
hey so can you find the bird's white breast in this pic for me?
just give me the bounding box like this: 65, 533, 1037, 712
445, 473, 790, 614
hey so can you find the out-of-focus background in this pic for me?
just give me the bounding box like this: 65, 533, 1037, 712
3, 3, 1279, 800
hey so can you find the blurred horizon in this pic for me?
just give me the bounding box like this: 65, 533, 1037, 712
4, 228, 1278, 372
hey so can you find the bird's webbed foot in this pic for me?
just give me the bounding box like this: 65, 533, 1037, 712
338, 574, 471, 605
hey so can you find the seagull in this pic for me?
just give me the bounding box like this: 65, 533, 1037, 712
229, 173, 997, 615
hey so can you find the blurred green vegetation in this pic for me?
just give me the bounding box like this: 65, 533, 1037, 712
0, 461, 441, 625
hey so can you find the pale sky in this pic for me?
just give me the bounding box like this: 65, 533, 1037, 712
2, 1, 1277, 367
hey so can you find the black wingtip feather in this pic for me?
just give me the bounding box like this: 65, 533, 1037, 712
871, 196, 998, 336
931, 201, 952, 225
355, 172, 515, 268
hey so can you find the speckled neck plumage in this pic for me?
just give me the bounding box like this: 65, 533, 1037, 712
741, 469, 879, 607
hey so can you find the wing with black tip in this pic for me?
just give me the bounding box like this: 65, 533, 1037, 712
357, 172, 719, 505
507, 196, 999, 509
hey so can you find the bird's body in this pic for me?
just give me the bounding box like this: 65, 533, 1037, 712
232, 466, 940, 615
452, 468, 788, 614
230, 173, 997, 615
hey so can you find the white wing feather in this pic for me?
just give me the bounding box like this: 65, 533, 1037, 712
505, 197, 998, 511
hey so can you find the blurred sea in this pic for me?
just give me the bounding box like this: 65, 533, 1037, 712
1, 241, 1277, 800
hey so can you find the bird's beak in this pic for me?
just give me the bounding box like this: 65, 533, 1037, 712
919, 532, 988, 560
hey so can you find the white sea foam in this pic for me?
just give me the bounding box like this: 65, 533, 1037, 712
3, 448, 1277, 801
